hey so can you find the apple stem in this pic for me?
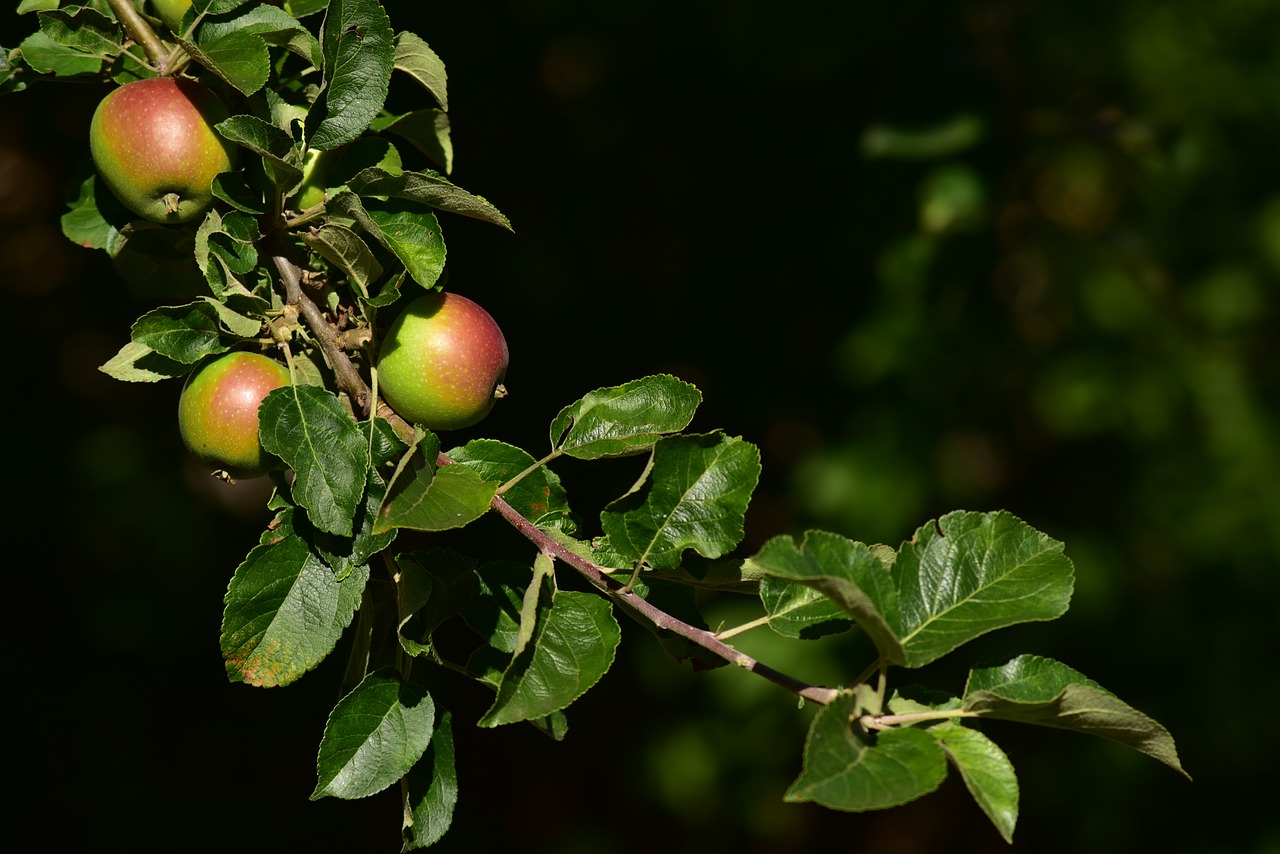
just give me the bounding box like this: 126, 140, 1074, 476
162, 192, 182, 215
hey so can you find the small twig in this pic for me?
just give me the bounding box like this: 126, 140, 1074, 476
495, 450, 560, 496
714, 614, 772, 641
859, 708, 975, 731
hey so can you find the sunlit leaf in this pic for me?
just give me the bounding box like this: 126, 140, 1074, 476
550, 374, 702, 460
309, 0, 394, 150
600, 432, 760, 570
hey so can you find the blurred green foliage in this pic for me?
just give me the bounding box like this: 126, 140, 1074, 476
3, 0, 1276, 851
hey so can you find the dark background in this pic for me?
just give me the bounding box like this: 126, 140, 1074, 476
3, 1, 1276, 852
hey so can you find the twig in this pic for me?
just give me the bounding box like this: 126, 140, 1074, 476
270, 251, 413, 440
106, 0, 168, 68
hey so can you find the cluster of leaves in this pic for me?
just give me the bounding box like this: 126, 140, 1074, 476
3, 1, 1186, 849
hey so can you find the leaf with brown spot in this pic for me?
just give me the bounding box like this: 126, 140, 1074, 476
221, 532, 368, 688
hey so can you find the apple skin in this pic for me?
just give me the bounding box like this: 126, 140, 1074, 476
178, 352, 291, 478
90, 76, 237, 225
150, 0, 192, 34
377, 292, 509, 431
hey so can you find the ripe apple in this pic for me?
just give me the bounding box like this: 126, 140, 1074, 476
90, 76, 237, 224
178, 351, 291, 478
377, 292, 509, 430
150, 0, 192, 34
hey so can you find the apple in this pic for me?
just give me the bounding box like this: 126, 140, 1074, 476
150, 0, 192, 34
377, 292, 509, 430
178, 351, 292, 478
90, 76, 237, 224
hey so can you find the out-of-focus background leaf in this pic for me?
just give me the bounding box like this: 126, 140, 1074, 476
3, 1, 1275, 851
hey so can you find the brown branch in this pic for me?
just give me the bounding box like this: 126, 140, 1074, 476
270, 251, 414, 442
107, 0, 168, 68
457, 456, 840, 707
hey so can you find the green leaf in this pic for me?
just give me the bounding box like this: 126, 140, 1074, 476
366, 200, 447, 287
348, 167, 509, 230
193, 0, 257, 14
199, 3, 322, 68
329, 192, 446, 288
211, 171, 267, 214
221, 533, 368, 687
600, 432, 760, 570
18, 1, 60, 13
461, 561, 530, 656
393, 31, 447, 110
479, 588, 621, 727
401, 711, 458, 851
749, 513, 1074, 668
747, 531, 906, 664
301, 466, 397, 581
931, 722, 1019, 844
303, 223, 384, 296
1, 49, 28, 95
963, 654, 1188, 777
18, 30, 102, 75
861, 114, 985, 160
395, 548, 479, 645
309, 0, 394, 150
194, 208, 262, 298
293, 136, 402, 208
37, 8, 121, 57
376, 109, 452, 174
179, 29, 271, 96
759, 574, 854, 640
892, 511, 1075, 667
217, 113, 299, 161
216, 114, 304, 197
259, 384, 368, 538
98, 340, 188, 382
286, 0, 330, 17
129, 301, 234, 364
312, 669, 435, 800
550, 374, 702, 459
785, 692, 948, 811
447, 439, 574, 531
61, 172, 122, 252
375, 450, 498, 534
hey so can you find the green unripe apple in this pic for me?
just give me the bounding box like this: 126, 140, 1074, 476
150, 0, 192, 34
178, 352, 291, 478
377, 292, 509, 431
291, 137, 404, 212
90, 76, 237, 225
